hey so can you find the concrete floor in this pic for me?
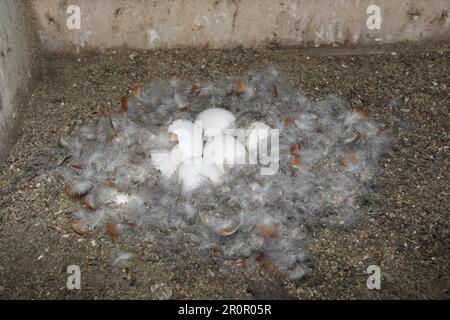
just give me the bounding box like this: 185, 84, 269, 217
0, 48, 448, 299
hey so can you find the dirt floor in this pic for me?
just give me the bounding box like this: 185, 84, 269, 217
0, 48, 449, 299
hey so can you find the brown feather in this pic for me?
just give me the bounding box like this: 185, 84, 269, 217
120, 96, 128, 113
288, 155, 302, 168
272, 83, 278, 97
290, 144, 301, 156
235, 79, 248, 94
131, 85, 142, 97
341, 152, 360, 166
258, 224, 279, 239
353, 107, 370, 119
106, 223, 121, 239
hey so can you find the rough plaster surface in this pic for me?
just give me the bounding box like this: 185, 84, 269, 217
31, 0, 450, 54
0, 0, 40, 162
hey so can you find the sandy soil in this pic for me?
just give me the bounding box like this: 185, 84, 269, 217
0, 48, 449, 299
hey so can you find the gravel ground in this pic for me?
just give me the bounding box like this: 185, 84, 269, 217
0, 48, 449, 299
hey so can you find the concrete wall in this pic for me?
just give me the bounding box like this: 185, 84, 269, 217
0, 0, 41, 163
31, 0, 450, 54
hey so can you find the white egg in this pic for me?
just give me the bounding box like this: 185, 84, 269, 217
151, 149, 181, 178
195, 108, 236, 138
246, 121, 271, 153
170, 145, 183, 163
177, 157, 223, 192
168, 119, 203, 161
204, 135, 247, 170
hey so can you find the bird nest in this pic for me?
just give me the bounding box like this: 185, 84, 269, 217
56, 68, 391, 280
